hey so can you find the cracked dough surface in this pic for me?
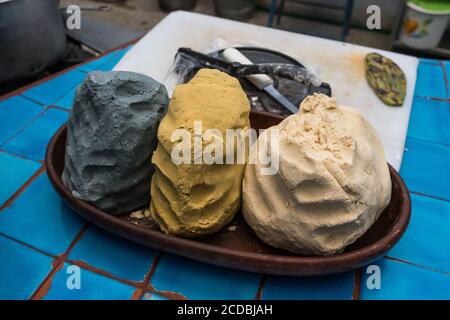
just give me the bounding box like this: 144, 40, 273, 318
243, 93, 391, 255
150, 69, 250, 237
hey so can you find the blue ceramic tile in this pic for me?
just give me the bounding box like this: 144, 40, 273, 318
78, 51, 122, 73
142, 292, 169, 300
69, 225, 157, 282
53, 88, 77, 110
262, 272, 355, 300
444, 61, 450, 69
151, 254, 261, 300
2, 108, 69, 161
400, 138, 450, 200
22, 70, 87, 106
0, 96, 44, 145
414, 62, 447, 99
0, 173, 85, 255
360, 258, 450, 300
388, 194, 450, 273
95, 46, 132, 72
43, 263, 135, 300
78, 46, 132, 73
419, 58, 441, 65
407, 97, 450, 145
0, 235, 53, 300
0, 152, 41, 206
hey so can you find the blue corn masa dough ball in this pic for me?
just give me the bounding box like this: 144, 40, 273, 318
62, 71, 169, 215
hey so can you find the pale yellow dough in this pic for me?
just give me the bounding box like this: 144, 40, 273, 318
150, 69, 250, 237
243, 93, 392, 255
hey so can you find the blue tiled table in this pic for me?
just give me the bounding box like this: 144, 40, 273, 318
0, 43, 449, 300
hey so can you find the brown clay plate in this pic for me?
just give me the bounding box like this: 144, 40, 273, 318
45, 111, 411, 276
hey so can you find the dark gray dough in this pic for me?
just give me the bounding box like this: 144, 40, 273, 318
62, 71, 169, 215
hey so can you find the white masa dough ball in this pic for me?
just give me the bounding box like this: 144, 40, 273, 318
243, 94, 392, 256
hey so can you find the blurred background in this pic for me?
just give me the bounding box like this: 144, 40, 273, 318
1, 0, 449, 95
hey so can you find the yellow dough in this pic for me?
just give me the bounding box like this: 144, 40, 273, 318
243, 93, 392, 255
149, 69, 250, 237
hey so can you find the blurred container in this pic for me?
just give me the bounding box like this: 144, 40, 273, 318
0, 0, 66, 83
159, 0, 196, 12
214, 0, 255, 21
399, 0, 450, 49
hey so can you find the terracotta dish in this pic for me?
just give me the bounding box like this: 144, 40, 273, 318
45, 111, 411, 276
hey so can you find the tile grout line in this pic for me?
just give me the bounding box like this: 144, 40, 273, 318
0, 149, 43, 164
21, 88, 74, 112
0, 104, 69, 162
256, 274, 266, 300
143, 251, 163, 287
65, 257, 153, 291
414, 94, 450, 102
384, 255, 450, 276
139, 252, 188, 300
29, 256, 66, 301
0, 166, 45, 211
131, 251, 164, 300
410, 191, 450, 203
25, 78, 85, 110
130, 288, 144, 300
19, 79, 75, 108
0, 107, 49, 149
30, 224, 90, 300
151, 289, 187, 300
48, 105, 71, 113
141, 252, 183, 299
18, 94, 47, 107
352, 268, 362, 300
440, 61, 449, 98
406, 135, 450, 148
0, 232, 57, 259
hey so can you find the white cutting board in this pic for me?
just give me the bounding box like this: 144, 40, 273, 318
114, 11, 418, 171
